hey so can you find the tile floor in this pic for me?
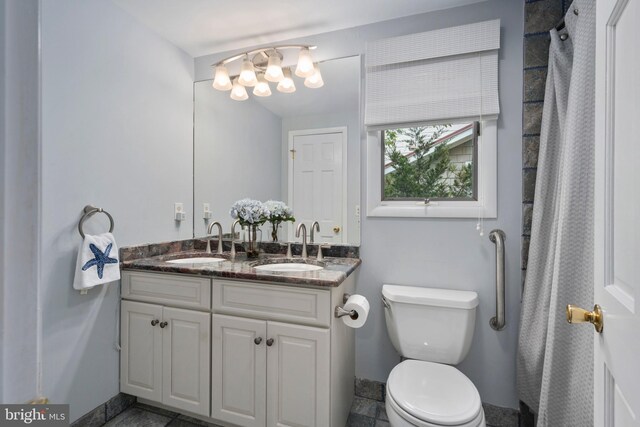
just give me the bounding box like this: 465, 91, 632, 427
91, 397, 508, 427
92, 398, 388, 427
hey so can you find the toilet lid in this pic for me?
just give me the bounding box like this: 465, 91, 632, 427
387, 360, 482, 426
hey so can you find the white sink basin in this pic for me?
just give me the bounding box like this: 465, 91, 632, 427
167, 257, 225, 264
253, 263, 323, 272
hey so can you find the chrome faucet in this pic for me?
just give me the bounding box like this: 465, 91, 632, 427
229, 220, 240, 260
295, 223, 308, 259
310, 221, 324, 261
206, 221, 224, 255
310, 221, 320, 243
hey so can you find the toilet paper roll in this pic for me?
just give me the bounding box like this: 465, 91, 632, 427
342, 294, 370, 328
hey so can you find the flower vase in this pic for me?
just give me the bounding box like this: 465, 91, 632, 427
243, 225, 261, 258
270, 221, 281, 242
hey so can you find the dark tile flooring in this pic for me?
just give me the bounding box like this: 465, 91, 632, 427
90, 398, 388, 427
91, 398, 509, 427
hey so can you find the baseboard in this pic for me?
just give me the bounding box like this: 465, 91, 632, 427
70, 393, 136, 427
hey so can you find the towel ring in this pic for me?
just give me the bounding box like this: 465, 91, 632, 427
78, 205, 114, 239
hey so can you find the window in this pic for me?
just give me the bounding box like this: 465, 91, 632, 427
366, 121, 496, 218
364, 20, 500, 218
382, 122, 478, 202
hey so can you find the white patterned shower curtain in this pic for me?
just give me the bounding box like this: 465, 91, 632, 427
517, 1, 595, 425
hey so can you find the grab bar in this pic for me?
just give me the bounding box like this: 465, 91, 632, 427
489, 229, 506, 331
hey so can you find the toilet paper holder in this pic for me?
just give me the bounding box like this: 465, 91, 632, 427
334, 293, 359, 320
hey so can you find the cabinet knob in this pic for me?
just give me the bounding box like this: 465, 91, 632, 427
254, 337, 262, 345
266, 338, 274, 347
159, 321, 168, 328
151, 319, 159, 326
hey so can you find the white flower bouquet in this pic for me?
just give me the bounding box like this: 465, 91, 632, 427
229, 198, 270, 226
263, 200, 295, 242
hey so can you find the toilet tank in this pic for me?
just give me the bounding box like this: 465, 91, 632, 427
382, 284, 479, 365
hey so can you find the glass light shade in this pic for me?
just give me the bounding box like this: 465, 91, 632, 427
295, 47, 315, 78
212, 65, 232, 91
253, 74, 272, 97
277, 68, 296, 93
304, 63, 324, 89
230, 78, 249, 101
238, 57, 258, 87
265, 54, 284, 82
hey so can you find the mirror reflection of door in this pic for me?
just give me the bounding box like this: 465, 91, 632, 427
288, 128, 346, 244
193, 55, 360, 244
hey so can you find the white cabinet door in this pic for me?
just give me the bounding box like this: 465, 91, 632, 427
162, 307, 210, 416
212, 314, 267, 427
266, 321, 330, 427
120, 300, 163, 401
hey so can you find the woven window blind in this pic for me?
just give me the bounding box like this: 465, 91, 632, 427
364, 19, 501, 130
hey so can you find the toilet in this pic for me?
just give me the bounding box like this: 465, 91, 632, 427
382, 284, 485, 427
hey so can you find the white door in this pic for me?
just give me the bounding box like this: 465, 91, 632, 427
593, 0, 640, 424
212, 314, 267, 427
162, 307, 211, 416
266, 321, 330, 427
120, 301, 163, 402
289, 130, 345, 244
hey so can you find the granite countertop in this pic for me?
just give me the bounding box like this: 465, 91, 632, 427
121, 250, 361, 288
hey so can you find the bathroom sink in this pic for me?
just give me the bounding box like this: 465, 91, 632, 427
253, 263, 323, 272
166, 257, 225, 264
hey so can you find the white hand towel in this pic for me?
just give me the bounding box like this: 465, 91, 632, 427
73, 232, 120, 291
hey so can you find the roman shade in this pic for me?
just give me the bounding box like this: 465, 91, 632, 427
364, 19, 501, 130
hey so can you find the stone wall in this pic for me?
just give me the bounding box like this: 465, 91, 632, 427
520, 1, 572, 424
522, 0, 572, 275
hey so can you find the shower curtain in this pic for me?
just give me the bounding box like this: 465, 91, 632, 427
517, 1, 595, 425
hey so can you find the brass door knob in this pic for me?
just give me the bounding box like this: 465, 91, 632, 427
333, 226, 341, 234
566, 304, 603, 333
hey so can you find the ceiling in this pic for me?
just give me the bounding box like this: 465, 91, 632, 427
112, 0, 486, 57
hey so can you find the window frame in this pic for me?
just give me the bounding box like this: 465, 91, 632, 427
366, 120, 497, 219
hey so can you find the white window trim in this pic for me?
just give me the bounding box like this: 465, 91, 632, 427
365, 120, 497, 218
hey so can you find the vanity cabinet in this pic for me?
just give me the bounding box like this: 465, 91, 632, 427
211, 314, 330, 427
120, 272, 211, 417
120, 270, 356, 427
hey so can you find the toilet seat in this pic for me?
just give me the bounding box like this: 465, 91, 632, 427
386, 360, 483, 426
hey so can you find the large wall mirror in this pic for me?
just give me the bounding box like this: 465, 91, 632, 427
194, 55, 361, 245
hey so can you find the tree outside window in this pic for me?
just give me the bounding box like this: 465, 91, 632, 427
383, 123, 476, 200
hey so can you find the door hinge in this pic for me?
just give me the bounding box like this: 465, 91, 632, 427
290, 149, 296, 160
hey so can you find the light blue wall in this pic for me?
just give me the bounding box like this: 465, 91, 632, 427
194, 82, 282, 236
196, 0, 524, 408
1, 0, 40, 404
40, 1, 193, 420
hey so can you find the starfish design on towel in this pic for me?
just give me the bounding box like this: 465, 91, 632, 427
82, 243, 118, 279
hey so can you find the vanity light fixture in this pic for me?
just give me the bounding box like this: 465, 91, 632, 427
295, 47, 315, 78
211, 45, 322, 101
277, 68, 296, 93
304, 63, 324, 89
253, 73, 272, 97
230, 77, 249, 101
238, 55, 258, 87
212, 64, 232, 90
